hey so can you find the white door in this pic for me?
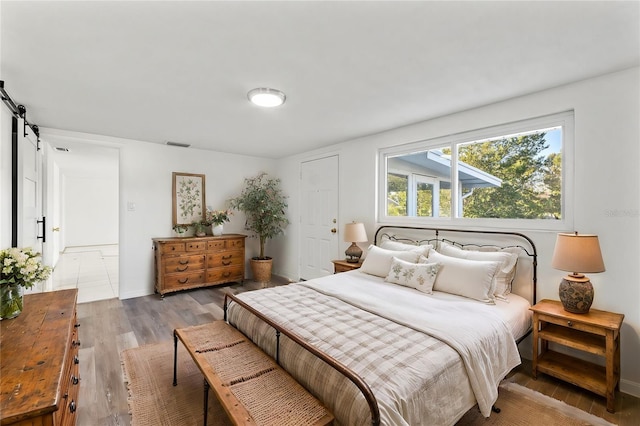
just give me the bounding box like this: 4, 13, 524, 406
300, 155, 339, 280
17, 118, 46, 292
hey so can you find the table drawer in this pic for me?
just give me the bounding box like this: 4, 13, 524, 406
538, 313, 605, 336
164, 255, 206, 273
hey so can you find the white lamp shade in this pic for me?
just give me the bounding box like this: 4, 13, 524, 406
551, 233, 605, 274
343, 222, 368, 243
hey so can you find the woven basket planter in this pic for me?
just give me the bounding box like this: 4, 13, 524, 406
250, 257, 273, 283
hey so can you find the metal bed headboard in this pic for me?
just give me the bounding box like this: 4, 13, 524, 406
373, 225, 538, 305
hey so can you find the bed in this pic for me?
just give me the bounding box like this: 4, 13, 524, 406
224, 226, 538, 426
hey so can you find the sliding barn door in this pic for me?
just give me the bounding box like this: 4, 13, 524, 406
300, 155, 339, 280
16, 118, 46, 292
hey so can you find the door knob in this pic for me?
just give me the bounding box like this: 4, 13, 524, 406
331, 228, 337, 234
52, 227, 60, 232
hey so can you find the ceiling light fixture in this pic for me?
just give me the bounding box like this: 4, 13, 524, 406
247, 87, 286, 107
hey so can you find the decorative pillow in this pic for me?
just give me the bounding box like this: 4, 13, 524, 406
385, 257, 440, 294
380, 240, 432, 257
425, 249, 500, 303
360, 245, 420, 278
439, 242, 518, 296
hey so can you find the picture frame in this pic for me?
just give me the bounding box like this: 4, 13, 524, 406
172, 172, 206, 226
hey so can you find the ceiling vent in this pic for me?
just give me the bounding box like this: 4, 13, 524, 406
166, 141, 191, 148
54, 147, 69, 152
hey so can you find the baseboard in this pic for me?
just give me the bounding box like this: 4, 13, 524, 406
620, 378, 640, 398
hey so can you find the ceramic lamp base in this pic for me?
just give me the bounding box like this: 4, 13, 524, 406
559, 277, 593, 314
345, 243, 363, 263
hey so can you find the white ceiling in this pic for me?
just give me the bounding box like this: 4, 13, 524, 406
1, 1, 639, 159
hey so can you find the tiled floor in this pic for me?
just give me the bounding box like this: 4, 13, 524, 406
52, 245, 119, 303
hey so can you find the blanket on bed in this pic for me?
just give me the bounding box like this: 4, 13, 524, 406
300, 274, 521, 417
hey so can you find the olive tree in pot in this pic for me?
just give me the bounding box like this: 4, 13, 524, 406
228, 172, 289, 283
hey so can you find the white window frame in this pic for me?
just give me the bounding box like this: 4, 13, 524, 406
378, 111, 574, 231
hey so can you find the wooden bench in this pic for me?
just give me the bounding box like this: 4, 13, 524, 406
173, 321, 334, 426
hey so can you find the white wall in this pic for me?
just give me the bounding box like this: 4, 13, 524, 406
276, 67, 640, 397
41, 129, 277, 300
63, 175, 118, 247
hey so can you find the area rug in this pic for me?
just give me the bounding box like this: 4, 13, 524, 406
121, 341, 616, 426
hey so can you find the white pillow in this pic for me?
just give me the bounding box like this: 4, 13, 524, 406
360, 245, 420, 278
424, 249, 500, 303
380, 240, 432, 257
439, 242, 518, 296
385, 257, 440, 294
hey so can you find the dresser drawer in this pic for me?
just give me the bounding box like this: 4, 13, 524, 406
164, 255, 205, 273
159, 242, 185, 253
165, 272, 205, 290
206, 265, 244, 283
186, 241, 206, 251
207, 251, 243, 268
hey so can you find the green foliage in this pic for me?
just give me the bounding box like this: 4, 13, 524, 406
458, 133, 561, 219
228, 172, 289, 259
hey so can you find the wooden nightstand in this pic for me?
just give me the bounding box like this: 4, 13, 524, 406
530, 299, 624, 413
332, 259, 362, 273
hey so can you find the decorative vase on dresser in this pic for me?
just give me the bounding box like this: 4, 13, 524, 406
212, 224, 223, 236
0, 284, 24, 320
152, 234, 246, 297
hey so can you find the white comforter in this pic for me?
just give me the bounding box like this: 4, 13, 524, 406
229, 271, 522, 425
300, 272, 521, 417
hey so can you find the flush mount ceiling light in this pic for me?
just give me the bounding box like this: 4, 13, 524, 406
247, 87, 286, 107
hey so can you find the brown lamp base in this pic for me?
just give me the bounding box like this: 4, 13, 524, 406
345, 242, 363, 263
559, 277, 593, 314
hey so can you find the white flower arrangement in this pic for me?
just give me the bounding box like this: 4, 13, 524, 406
1, 247, 51, 289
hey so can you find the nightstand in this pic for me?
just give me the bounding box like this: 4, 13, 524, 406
530, 299, 624, 413
332, 259, 362, 273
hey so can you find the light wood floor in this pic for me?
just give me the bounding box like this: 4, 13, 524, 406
75, 279, 640, 426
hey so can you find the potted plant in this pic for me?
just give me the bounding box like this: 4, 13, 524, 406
228, 172, 289, 282
0, 247, 51, 320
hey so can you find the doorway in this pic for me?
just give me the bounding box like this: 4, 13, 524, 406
48, 140, 119, 303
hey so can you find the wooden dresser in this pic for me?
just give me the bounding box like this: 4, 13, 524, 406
1, 289, 80, 426
153, 234, 247, 296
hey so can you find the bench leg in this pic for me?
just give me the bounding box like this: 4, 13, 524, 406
204, 379, 210, 426
173, 330, 178, 386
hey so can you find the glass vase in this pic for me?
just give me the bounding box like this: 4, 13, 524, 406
0, 284, 24, 320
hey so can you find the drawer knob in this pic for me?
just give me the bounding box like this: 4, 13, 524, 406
179, 259, 189, 265
72, 375, 80, 385
74, 323, 81, 328
176, 265, 189, 272
69, 400, 76, 413
222, 261, 231, 266
567, 320, 573, 327
72, 340, 81, 347
74, 356, 80, 365
179, 278, 189, 284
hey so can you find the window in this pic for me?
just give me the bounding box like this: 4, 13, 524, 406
379, 111, 573, 230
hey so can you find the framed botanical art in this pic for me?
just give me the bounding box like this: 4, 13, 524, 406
172, 172, 206, 226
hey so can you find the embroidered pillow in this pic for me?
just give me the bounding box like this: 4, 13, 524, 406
425, 249, 500, 303
360, 245, 420, 278
385, 257, 440, 294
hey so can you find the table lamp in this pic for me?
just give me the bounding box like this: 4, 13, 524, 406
551, 232, 605, 314
344, 222, 368, 263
